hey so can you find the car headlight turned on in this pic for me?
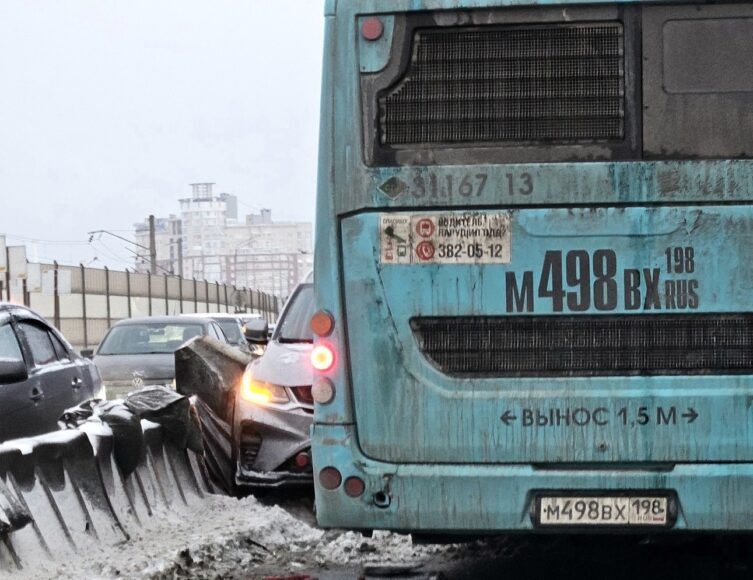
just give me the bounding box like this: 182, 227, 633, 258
240, 369, 289, 405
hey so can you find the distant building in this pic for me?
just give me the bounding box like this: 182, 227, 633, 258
134, 184, 312, 297
179, 183, 237, 282
225, 212, 313, 297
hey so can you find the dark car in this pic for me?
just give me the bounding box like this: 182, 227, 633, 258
181, 313, 251, 351
233, 282, 315, 488
0, 304, 102, 442
93, 316, 232, 400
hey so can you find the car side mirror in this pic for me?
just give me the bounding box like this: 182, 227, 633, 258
80, 349, 95, 359
243, 319, 269, 345
0, 359, 28, 384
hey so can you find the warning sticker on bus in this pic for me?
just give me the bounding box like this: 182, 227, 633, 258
380, 212, 511, 265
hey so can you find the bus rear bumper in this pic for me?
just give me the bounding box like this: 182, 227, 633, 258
313, 424, 753, 533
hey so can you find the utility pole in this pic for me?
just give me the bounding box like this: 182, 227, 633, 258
4, 245, 9, 301
177, 237, 184, 278
149, 214, 157, 275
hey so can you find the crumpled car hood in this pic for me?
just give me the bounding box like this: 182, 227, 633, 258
249, 341, 312, 387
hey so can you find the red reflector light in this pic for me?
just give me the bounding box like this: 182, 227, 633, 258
311, 344, 335, 371
344, 476, 365, 498
319, 467, 342, 490
294, 452, 311, 469
361, 17, 384, 41
310, 310, 335, 337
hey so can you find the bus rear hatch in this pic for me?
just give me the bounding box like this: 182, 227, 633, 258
340, 206, 753, 464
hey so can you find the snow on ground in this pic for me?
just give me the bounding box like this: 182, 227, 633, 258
16, 492, 753, 580
18, 493, 465, 580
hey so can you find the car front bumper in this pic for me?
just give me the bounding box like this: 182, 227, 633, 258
233, 402, 313, 489
235, 467, 313, 488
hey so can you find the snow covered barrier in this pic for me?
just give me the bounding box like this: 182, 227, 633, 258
0, 419, 210, 573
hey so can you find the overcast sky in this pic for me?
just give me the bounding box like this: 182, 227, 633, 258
0, 0, 324, 268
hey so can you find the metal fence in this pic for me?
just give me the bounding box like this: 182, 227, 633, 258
9, 262, 279, 350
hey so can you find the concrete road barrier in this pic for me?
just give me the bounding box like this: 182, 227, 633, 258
0, 420, 210, 574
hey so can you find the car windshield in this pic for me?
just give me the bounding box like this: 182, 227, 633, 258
276, 285, 315, 343
216, 320, 243, 343
97, 323, 204, 355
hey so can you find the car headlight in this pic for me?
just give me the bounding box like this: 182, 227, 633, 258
240, 369, 289, 405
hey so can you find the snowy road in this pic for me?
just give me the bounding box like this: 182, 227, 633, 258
19, 492, 753, 580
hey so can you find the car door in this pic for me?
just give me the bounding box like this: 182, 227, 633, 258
0, 315, 47, 441
48, 326, 95, 401
15, 317, 86, 434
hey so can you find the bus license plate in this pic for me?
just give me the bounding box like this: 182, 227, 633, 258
537, 496, 669, 527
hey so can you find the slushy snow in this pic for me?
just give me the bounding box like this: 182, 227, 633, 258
18, 493, 459, 579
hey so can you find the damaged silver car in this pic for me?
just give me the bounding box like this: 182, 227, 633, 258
234, 281, 315, 488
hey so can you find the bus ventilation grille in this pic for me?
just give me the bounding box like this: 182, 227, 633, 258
411, 315, 753, 377
380, 22, 625, 146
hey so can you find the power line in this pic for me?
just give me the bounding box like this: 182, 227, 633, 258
122, 247, 174, 275
2, 233, 90, 245
89, 239, 135, 268
87, 230, 149, 250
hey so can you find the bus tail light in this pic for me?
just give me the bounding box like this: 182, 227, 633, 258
311, 344, 335, 371
361, 17, 384, 41
319, 467, 342, 490
312, 377, 335, 404
344, 476, 365, 498
311, 310, 335, 336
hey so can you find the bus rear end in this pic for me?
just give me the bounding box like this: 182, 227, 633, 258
313, 0, 753, 533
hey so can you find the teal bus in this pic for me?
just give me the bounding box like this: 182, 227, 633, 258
311, 0, 753, 534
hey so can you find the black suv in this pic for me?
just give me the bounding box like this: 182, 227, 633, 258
0, 304, 102, 442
